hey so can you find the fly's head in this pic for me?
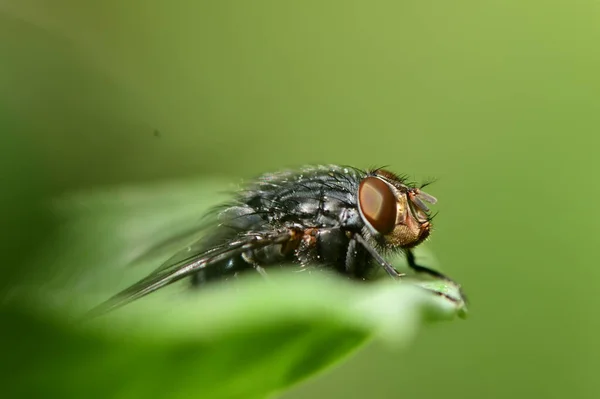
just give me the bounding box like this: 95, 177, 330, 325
357, 170, 437, 249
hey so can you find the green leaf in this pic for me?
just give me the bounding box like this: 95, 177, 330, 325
2, 178, 466, 399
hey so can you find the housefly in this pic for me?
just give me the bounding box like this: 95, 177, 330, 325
93, 165, 465, 314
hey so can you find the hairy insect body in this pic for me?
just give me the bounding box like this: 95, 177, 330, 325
92, 165, 460, 315
193, 167, 370, 283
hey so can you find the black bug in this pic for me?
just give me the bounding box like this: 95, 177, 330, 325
94, 165, 463, 314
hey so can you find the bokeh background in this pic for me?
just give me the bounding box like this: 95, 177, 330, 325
1, 1, 599, 398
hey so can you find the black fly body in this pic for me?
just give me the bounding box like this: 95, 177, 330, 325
93, 165, 464, 314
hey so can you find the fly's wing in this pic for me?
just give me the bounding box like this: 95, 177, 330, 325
125, 203, 224, 270
87, 228, 294, 317
144, 204, 270, 274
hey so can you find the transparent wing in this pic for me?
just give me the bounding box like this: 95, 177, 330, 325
132, 204, 269, 274
125, 203, 224, 270
87, 229, 294, 317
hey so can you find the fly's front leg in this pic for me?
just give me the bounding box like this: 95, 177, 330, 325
353, 234, 405, 279
405, 249, 452, 281
405, 248, 468, 302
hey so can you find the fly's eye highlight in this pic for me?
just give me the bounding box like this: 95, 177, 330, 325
358, 176, 397, 235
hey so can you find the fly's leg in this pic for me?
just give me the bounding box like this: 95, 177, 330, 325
353, 234, 405, 279
405, 249, 468, 303
254, 265, 270, 279
240, 251, 271, 279
353, 234, 467, 304
405, 249, 452, 281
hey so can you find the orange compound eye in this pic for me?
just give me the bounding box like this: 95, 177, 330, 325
358, 177, 397, 235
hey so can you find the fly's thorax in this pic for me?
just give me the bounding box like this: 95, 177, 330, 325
241, 170, 361, 229
357, 170, 436, 249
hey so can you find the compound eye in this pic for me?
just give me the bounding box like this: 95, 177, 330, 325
358, 177, 397, 235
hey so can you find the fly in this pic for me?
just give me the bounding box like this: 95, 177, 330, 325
92, 165, 465, 314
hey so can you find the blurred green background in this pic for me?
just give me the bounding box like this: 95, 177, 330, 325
1, 1, 599, 398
